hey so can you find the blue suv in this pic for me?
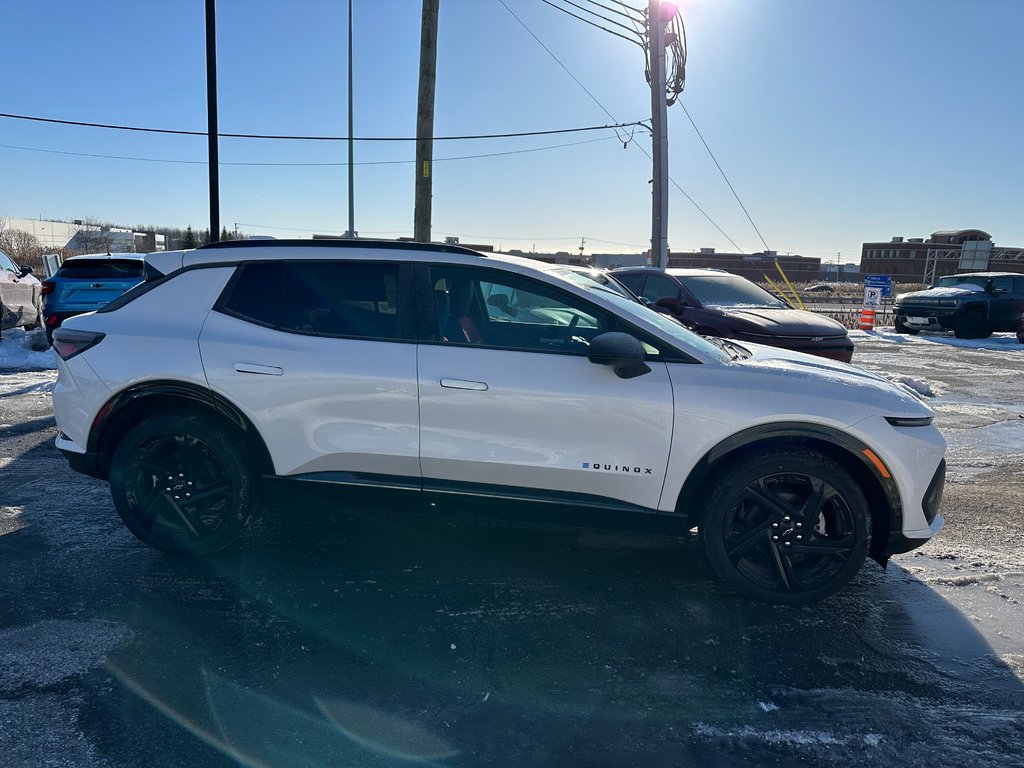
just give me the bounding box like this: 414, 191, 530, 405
42, 253, 145, 344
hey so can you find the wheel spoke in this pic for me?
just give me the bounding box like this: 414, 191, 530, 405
179, 482, 232, 508
741, 479, 796, 520
725, 519, 777, 561
767, 538, 791, 590
779, 552, 806, 591
162, 494, 202, 537
800, 477, 828, 524
788, 533, 855, 561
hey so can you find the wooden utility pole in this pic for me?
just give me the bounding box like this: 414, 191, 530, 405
205, 0, 220, 243
414, 0, 440, 243
648, 0, 669, 268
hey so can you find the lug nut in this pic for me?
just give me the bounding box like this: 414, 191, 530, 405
795, 522, 803, 529
187, 482, 193, 487
783, 516, 791, 523
796, 535, 803, 541
165, 487, 171, 492
185, 493, 191, 498
772, 535, 780, 542
178, 473, 184, 478
174, 495, 180, 500
771, 522, 780, 529
784, 541, 792, 547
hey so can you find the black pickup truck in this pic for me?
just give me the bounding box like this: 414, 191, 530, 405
893, 272, 1024, 339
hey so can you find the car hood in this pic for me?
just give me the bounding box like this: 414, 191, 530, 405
718, 307, 848, 336
731, 341, 932, 418
895, 285, 985, 302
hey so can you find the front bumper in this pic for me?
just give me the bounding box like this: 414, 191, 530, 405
894, 306, 957, 331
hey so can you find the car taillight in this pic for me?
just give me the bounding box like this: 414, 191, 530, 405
41, 280, 55, 296
52, 328, 105, 360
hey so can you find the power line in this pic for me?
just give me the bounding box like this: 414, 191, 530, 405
680, 103, 770, 252
537, 0, 644, 45
0, 111, 643, 142
498, 0, 747, 253
0, 135, 617, 168
575, 0, 645, 24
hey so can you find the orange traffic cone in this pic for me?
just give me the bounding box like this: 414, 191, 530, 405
859, 308, 876, 330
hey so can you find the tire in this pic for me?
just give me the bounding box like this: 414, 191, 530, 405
109, 412, 258, 555
893, 319, 918, 336
953, 311, 990, 340
701, 449, 871, 605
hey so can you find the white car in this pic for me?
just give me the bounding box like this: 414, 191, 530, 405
51, 239, 946, 604
0, 248, 42, 331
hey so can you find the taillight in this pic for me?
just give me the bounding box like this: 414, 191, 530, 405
41, 280, 55, 296
52, 328, 105, 360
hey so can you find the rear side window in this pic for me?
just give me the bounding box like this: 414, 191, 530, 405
219, 261, 408, 341
614, 272, 643, 293
56, 259, 144, 279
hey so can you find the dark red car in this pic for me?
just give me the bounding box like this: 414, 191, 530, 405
611, 267, 855, 363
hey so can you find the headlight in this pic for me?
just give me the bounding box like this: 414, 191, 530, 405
885, 415, 934, 427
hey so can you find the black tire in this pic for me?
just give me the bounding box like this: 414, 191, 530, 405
109, 412, 257, 555
893, 319, 919, 336
953, 310, 991, 340
701, 449, 871, 605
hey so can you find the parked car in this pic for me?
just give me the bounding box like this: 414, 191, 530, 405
0, 248, 42, 331
804, 284, 835, 293
41, 253, 145, 343
893, 272, 1024, 339
51, 239, 945, 604
611, 267, 855, 362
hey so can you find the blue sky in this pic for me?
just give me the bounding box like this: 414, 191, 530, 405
1, 0, 1022, 262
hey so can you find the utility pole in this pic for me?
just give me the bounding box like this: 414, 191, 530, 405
414, 0, 440, 243
205, 0, 220, 243
344, 0, 356, 239
648, 1, 670, 268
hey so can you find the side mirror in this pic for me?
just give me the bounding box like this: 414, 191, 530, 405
587, 332, 651, 379
655, 295, 684, 310
18, 265, 33, 277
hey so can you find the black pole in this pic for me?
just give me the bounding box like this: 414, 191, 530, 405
345, 0, 355, 238
206, 0, 220, 243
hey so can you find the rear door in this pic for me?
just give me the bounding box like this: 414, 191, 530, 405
199, 260, 421, 480
416, 264, 676, 512
988, 276, 1024, 330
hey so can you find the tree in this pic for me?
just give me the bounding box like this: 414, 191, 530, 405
0, 223, 45, 273
220, 226, 231, 242
182, 226, 197, 249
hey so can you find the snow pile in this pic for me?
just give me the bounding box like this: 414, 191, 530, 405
905, 284, 985, 298
886, 375, 936, 398
0, 329, 56, 371
852, 328, 1023, 352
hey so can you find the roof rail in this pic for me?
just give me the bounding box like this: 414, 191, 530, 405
196, 238, 487, 257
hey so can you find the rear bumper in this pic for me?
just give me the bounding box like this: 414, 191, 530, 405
55, 433, 105, 479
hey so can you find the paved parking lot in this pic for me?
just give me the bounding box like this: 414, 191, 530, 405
1, 332, 1022, 767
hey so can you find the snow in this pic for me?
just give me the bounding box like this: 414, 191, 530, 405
852, 328, 1023, 353
902, 285, 985, 298
0, 328, 56, 371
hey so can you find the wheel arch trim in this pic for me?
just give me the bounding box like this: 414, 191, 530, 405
675, 421, 903, 558
87, 380, 275, 478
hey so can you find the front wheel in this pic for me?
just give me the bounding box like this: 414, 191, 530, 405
701, 450, 871, 605
109, 413, 258, 555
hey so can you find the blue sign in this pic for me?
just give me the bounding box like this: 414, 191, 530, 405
864, 274, 893, 297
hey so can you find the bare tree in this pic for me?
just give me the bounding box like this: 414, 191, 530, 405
0, 223, 45, 273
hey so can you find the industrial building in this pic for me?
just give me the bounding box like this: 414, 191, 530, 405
860, 229, 1024, 284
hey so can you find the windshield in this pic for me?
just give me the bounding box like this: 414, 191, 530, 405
673, 274, 787, 309
934, 275, 989, 290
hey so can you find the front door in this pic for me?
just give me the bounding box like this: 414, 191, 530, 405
417, 264, 675, 511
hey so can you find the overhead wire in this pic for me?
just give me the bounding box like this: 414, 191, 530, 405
0, 135, 618, 168
0, 111, 643, 142
536, 0, 644, 47
498, 0, 746, 253
575, 0, 645, 24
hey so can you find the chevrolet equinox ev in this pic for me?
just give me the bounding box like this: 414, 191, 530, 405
52, 240, 946, 604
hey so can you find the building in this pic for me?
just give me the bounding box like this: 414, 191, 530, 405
666, 248, 822, 283
860, 229, 1024, 284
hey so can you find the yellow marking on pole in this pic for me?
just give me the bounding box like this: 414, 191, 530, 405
423, 160, 430, 178
774, 260, 807, 310
763, 275, 796, 309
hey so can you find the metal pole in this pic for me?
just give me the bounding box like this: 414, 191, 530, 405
648, 0, 669, 268
414, 0, 440, 243
345, 0, 356, 239
205, 0, 220, 243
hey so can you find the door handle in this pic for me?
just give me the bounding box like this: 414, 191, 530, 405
440, 378, 488, 391
234, 363, 284, 376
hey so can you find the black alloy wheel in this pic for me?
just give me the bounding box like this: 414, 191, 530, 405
109, 413, 257, 555
702, 450, 871, 605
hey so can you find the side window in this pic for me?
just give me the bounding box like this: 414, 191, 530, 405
640, 274, 681, 304
220, 261, 406, 341
990, 276, 1013, 294
429, 265, 611, 354
1014, 277, 1024, 294
614, 272, 643, 293
0, 250, 18, 274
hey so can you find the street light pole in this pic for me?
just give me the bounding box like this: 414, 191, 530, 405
344, 0, 356, 239
205, 0, 220, 243
648, 1, 669, 268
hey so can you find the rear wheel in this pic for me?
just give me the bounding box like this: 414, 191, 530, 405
109, 413, 257, 555
701, 449, 871, 604
953, 310, 991, 339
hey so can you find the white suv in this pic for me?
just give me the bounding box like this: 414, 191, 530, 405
52, 240, 946, 604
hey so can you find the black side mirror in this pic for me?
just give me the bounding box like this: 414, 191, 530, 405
18, 265, 33, 277
587, 332, 651, 379
655, 295, 684, 310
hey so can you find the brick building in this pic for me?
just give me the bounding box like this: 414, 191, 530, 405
860, 229, 1024, 284
666, 248, 821, 283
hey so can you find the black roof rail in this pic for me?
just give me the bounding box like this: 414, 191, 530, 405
196, 238, 487, 258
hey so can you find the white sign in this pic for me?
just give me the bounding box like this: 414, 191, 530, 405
863, 287, 882, 307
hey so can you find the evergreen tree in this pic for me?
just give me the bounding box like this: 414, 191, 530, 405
182, 226, 197, 248
220, 226, 231, 241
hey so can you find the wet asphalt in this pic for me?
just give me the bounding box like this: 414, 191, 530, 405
1, 335, 1023, 767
